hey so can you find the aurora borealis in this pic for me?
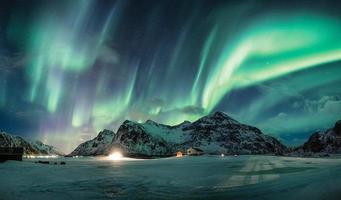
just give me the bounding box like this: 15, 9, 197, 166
0, 0, 340, 152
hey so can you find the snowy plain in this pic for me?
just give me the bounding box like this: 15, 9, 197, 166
1, 155, 341, 200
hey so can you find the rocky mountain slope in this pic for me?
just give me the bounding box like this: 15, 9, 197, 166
70, 112, 287, 157
0, 131, 63, 155
293, 120, 341, 156
30, 141, 64, 156
69, 129, 115, 156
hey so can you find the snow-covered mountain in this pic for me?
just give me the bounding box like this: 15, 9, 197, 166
293, 120, 341, 156
70, 112, 287, 157
180, 112, 287, 155
30, 141, 64, 156
112, 120, 181, 157
0, 131, 63, 155
69, 129, 115, 156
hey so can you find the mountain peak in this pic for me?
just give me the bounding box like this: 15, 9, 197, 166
123, 120, 134, 125
145, 119, 159, 125
212, 111, 229, 117
98, 129, 115, 137
100, 129, 114, 133
200, 111, 239, 124
180, 120, 191, 125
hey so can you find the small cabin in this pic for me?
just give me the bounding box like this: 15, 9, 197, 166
176, 151, 183, 157
0, 147, 24, 162
187, 147, 204, 156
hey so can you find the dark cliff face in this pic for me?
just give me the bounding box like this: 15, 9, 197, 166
302, 133, 322, 153
333, 120, 341, 136
297, 120, 341, 155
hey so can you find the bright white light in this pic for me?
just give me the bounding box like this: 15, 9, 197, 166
26, 155, 36, 159
108, 152, 123, 160
221, 153, 225, 157
25, 155, 58, 159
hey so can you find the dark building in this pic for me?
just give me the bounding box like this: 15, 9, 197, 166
0, 147, 24, 162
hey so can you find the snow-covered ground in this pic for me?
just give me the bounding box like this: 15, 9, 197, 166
1, 155, 341, 200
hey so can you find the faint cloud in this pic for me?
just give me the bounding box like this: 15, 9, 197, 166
257, 96, 341, 138
148, 98, 164, 107
303, 95, 341, 114
15, 110, 45, 119
179, 105, 205, 115
98, 45, 120, 64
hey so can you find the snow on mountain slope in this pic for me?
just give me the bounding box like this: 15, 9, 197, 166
0, 132, 39, 155
112, 120, 180, 157
30, 141, 64, 156
141, 120, 191, 143
182, 112, 287, 154
70, 120, 192, 157
71, 112, 287, 157
0, 131, 63, 155
69, 129, 115, 156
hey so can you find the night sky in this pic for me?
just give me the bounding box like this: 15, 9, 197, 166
0, 0, 340, 153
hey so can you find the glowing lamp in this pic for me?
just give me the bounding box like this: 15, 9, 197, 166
108, 152, 123, 160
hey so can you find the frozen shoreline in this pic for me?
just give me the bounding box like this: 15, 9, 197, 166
1, 155, 341, 200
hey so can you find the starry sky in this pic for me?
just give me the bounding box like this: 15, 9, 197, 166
0, 0, 340, 153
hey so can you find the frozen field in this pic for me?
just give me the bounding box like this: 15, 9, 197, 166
1, 155, 341, 200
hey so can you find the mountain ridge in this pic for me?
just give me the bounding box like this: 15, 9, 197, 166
292, 120, 341, 156
0, 131, 64, 155
70, 111, 288, 157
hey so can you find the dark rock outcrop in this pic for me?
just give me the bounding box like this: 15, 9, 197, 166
293, 120, 341, 156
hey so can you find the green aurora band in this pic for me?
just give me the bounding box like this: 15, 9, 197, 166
202, 14, 341, 113
1, 0, 340, 151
